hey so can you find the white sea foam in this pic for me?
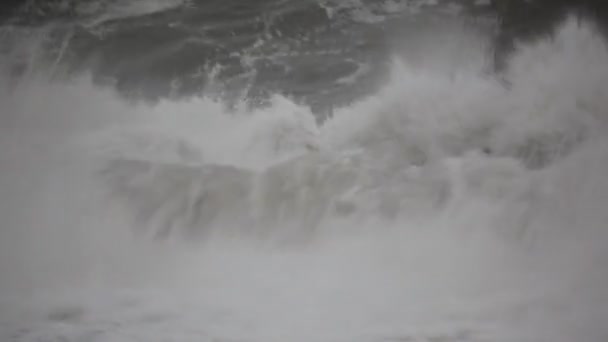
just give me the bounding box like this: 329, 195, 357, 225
0, 17, 607, 342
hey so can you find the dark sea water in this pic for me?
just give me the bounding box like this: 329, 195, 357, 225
1, 1, 608, 341
2, 0, 606, 110
2, 0, 498, 113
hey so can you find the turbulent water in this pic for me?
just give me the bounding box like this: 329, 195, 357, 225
1, 0, 608, 341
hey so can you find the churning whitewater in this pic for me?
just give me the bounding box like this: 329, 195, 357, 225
0, 1, 608, 341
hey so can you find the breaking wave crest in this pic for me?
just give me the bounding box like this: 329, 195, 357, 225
96, 18, 608, 241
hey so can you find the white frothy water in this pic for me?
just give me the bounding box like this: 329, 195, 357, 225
1, 18, 608, 342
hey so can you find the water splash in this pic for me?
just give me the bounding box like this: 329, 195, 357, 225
0, 16, 607, 342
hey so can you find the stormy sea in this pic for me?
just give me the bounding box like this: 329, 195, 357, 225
1, 0, 608, 341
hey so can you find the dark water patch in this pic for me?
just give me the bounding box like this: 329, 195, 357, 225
47, 306, 86, 323
486, 0, 608, 70
8, 0, 608, 116
0, 0, 392, 109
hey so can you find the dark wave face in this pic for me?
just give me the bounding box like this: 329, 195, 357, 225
4, 0, 608, 113
4, 0, 608, 115
2, 0, 499, 114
